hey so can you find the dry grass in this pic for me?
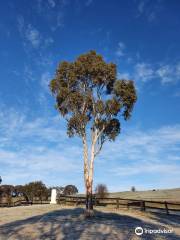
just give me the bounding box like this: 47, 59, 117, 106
109, 188, 180, 202
0, 204, 180, 239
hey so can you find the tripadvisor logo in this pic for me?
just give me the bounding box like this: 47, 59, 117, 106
135, 226, 173, 236
135, 227, 143, 236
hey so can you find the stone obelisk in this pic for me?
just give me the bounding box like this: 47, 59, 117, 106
50, 188, 57, 204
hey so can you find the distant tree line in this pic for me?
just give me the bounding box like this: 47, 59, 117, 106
0, 181, 78, 202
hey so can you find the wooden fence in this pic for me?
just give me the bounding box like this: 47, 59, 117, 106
57, 195, 180, 215
1, 195, 180, 215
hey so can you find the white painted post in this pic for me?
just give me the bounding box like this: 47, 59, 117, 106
50, 188, 57, 204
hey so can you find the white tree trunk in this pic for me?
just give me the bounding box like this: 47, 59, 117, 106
82, 129, 98, 214
82, 136, 89, 186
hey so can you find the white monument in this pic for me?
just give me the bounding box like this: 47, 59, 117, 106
50, 188, 57, 204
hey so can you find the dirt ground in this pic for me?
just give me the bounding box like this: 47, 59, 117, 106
0, 204, 179, 240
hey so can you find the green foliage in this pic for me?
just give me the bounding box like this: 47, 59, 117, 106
21, 181, 49, 201
50, 50, 137, 142
63, 185, 78, 195
0, 185, 14, 197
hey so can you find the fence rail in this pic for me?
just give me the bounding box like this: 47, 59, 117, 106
1, 195, 180, 215
57, 195, 180, 215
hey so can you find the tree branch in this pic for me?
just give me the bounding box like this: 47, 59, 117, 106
94, 125, 105, 157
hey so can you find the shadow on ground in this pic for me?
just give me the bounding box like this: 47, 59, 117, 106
0, 208, 179, 240
148, 212, 180, 228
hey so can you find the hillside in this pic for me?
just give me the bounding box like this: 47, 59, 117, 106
109, 188, 180, 201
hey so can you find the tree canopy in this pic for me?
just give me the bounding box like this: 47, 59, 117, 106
63, 185, 78, 195
50, 50, 137, 147
21, 181, 49, 201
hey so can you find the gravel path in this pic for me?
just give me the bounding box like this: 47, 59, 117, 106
0, 205, 179, 240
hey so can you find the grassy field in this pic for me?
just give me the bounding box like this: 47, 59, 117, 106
109, 188, 180, 202
78, 188, 180, 202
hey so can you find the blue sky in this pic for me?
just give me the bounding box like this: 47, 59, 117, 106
0, 0, 180, 192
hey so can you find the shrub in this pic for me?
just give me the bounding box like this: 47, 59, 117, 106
95, 184, 108, 198
131, 186, 136, 192
63, 185, 78, 195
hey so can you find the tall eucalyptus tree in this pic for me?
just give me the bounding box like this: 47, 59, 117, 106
50, 51, 137, 214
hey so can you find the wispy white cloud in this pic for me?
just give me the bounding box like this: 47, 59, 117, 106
0, 108, 65, 148
25, 24, 41, 48
17, 16, 41, 49
135, 63, 155, 82
35, 0, 68, 31
40, 71, 51, 92
51, 12, 64, 31
97, 124, 180, 189
137, 0, 145, 14
176, 63, 180, 76
103, 126, 180, 162
116, 42, 126, 57
115, 41, 180, 85
17, 15, 54, 49
136, 0, 162, 23
44, 37, 54, 47
173, 89, 180, 97
156, 65, 173, 84
24, 65, 35, 83
110, 163, 180, 176
117, 72, 130, 80
0, 107, 83, 186
48, 0, 56, 8
0, 146, 82, 187
17, 15, 24, 34
0, 106, 180, 190
85, 0, 93, 7
148, 11, 156, 22
36, 53, 54, 67
101, 124, 180, 161
131, 61, 180, 85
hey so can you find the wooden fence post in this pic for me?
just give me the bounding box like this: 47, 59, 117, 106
165, 201, 169, 215
141, 201, 145, 211
94, 197, 97, 207
116, 199, 119, 209
127, 201, 129, 209
143, 201, 146, 211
